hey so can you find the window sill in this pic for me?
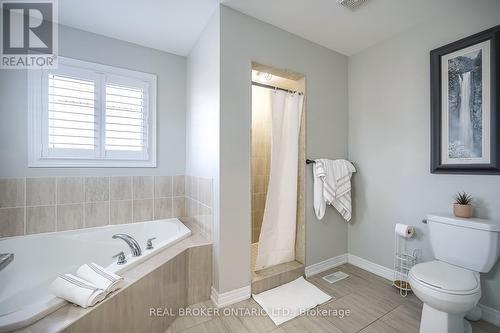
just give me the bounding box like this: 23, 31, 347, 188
28, 159, 157, 168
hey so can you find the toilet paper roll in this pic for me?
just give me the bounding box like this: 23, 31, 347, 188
395, 223, 415, 238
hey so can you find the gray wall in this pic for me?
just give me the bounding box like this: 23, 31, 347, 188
0, 25, 186, 177
186, 9, 221, 288
219, 6, 348, 293
186, 10, 220, 180
348, 0, 500, 310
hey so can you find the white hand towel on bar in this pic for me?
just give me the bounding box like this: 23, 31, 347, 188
313, 162, 327, 220
314, 159, 356, 221
77, 263, 124, 293
50, 274, 106, 308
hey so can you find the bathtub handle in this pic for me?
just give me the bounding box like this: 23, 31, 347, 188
146, 237, 157, 250
112, 251, 127, 265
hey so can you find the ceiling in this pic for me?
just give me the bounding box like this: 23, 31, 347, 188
59, 0, 219, 56
59, 0, 458, 57
221, 0, 458, 55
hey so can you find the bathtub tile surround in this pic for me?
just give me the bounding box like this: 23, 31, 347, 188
133, 176, 154, 199
0, 207, 24, 237
133, 199, 154, 222
155, 176, 173, 198
85, 202, 110, 228
184, 176, 214, 240
57, 177, 85, 204
85, 177, 109, 202
187, 244, 213, 304
26, 177, 56, 206
57, 204, 84, 231
0, 175, 212, 237
19, 224, 212, 333
155, 198, 173, 219
173, 197, 186, 217
110, 176, 132, 200
110, 200, 133, 225
26, 206, 56, 234
173, 175, 186, 196
0, 178, 25, 208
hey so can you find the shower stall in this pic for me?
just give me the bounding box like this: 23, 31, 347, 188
250, 63, 306, 292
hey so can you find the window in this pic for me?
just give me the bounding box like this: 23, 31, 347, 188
28, 57, 157, 167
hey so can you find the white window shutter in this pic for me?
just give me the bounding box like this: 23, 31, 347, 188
105, 83, 147, 153
28, 56, 156, 167
47, 74, 97, 150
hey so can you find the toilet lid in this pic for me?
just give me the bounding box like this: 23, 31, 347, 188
410, 261, 479, 293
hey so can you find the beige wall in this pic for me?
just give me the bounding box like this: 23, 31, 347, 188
348, 0, 500, 311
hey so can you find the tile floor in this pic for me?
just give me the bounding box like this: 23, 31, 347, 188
166, 264, 499, 333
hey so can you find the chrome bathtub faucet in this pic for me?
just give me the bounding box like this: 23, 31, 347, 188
146, 237, 156, 250
112, 234, 142, 257
112, 251, 127, 265
0, 253, 14, 271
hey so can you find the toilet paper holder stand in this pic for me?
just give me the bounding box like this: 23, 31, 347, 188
393, 224, 420, 297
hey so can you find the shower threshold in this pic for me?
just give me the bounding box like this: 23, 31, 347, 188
251, 243, 304, 294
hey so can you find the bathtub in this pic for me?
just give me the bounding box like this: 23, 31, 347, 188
0, 218, 191, 332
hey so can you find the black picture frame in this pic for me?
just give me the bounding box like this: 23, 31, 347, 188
430, 25, 500, 174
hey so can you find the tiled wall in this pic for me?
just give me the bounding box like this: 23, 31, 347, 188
250, 77, 306, 262
184, 176, 213, 240
251, 93, 272, 244
0, 176, 195, 238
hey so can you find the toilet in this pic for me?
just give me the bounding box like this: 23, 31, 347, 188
409, 214, 500, 333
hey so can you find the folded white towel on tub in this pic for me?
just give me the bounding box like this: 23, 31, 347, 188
77, 263, 124, 293
50, 274, 106, 308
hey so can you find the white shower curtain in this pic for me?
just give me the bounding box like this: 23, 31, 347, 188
255, 88, 304, 270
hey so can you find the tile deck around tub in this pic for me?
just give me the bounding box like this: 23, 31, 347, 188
168, 263, 499, 333
15, 221, 211, 333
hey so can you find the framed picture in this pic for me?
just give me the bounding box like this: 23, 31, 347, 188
431, 25, 500, 174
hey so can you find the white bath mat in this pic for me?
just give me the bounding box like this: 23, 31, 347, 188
322, 271, 349, 284
252, 276, 332, 326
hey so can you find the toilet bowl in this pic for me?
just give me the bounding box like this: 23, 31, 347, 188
409, 260, 481, 333
408, 214, 500, 333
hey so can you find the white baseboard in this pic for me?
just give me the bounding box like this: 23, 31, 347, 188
305, 253, 348, 277
347, 253, 394, 281
478, 304, 500, 327
210, 285, 251, 308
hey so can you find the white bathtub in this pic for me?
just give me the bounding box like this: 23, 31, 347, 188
0, 218, 191, 332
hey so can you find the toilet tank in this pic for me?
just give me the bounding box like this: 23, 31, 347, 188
427, 214, 500, 273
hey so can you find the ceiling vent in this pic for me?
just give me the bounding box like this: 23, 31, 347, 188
337, 0, 369, 10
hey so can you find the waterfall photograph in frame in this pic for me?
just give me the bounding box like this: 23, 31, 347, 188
431, 25, 500, 174
442, 41, 490, 164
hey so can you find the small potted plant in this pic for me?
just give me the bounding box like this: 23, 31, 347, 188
453, 192, 473, 218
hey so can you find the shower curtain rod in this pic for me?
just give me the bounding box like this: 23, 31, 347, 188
251, 81, 304, 95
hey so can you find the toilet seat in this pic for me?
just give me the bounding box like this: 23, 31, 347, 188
409, 260, 480, 295
409, 261, 481, 317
